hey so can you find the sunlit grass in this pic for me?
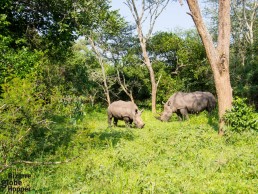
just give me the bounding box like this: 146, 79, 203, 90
22, 110, 258, 193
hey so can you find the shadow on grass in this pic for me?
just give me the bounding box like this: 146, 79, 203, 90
207, 112, 219, 132
159, 111, 220, 132
21, 114, 79, 160
89, 128, 135, 148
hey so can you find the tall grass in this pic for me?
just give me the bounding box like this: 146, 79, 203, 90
3, 110, 257, 193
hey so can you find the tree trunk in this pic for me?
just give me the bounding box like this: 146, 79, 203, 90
186, 0, 233, 135
116, 70, 135, 103
138, 30, 157, 113
89, 37, 111, 106
125, 0, 169, 114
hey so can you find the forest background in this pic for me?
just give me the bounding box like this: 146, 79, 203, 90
0, 0, 257, 193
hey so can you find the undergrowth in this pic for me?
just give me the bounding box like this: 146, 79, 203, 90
1, 111, 257, 193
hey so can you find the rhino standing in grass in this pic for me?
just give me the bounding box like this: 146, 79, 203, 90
157, 91, 216, 121
108, 100, 145, 128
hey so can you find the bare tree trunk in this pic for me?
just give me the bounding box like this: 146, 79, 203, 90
89, 91, 98, 107
89, 37, 111, 106
240, 0, 257, 45
125, 0, 169, 113
138, 32, 157, 113
232, 0, 258, 64
116, 70, 135, 103
186, 0, 233, 135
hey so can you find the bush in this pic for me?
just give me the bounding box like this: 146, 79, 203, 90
224, 97, 258, 132
0, 77, 87, 170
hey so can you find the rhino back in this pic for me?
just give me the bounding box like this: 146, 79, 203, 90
168, 92, 187, 110
189, 92, 208, 112
185, 92, 216, 112
167, 92, 185, 106
169, 92, 208, 112
108, 101, 137, 119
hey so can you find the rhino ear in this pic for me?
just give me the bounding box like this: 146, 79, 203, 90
167, 101, 171, 106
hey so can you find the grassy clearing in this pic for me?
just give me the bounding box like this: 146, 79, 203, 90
5, 111, 258, 193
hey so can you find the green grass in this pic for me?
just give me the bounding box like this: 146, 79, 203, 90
5, 111, 258, 193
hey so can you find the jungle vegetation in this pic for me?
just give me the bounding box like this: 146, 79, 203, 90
0, 0, 257, 193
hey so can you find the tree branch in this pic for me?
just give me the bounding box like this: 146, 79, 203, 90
116, 70, 134, 103
146, 0, 170, 39
89, 35, 111, 105
156, 74, 162, 88
14, 156, 80, 165
0, 156, 80, 173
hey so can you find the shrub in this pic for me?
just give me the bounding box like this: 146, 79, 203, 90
224, 97, 258, 132
0, 77, 87, 172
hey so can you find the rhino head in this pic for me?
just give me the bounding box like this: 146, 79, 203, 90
159, 101, 174, 122
133, 109, 145, 128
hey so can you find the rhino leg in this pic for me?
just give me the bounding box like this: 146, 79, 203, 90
206, 102, 214, 115
179, 108, 189, 120
113, 118, 118, 127
206, 107, 212, 115
176, 110, 183, 121
130, 119, 133, 123
129, 119, 133, 127
108, 114, 113, 127
123, 117, 132, 127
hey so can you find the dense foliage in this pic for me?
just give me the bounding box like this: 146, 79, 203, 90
0, 0, 257, 192
0, 76, 85, 162
224, 97, 258, 132
0, 0, 118, 173
148, 31, 214, 94
231, 43, 258, 108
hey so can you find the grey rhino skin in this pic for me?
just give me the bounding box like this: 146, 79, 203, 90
159, 91, 216, 121
108, 100, 145, 128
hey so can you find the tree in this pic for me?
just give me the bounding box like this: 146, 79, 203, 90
125, 0, 170, 113
74, 2, 126, 106
116, 70, 135, 103
232, 0, 258, 46
203, 0, 258, 66
186, 0, 233, 134
201, 0, 258, 108
1, 0, 80, 56
231, 0, 258, 65
0, 0, 113, 90
89, 36, 111, 105
146, 30, 214, 107
0, 0, 125, 172
99, 23, 138, 103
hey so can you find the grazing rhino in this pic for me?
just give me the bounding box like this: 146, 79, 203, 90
108, 100, 145, 128
158, 91, 216, 121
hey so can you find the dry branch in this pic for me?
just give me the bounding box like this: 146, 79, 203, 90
0, 156, 80, 173
89, 36, 111, 105
116, 70, 134, 103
